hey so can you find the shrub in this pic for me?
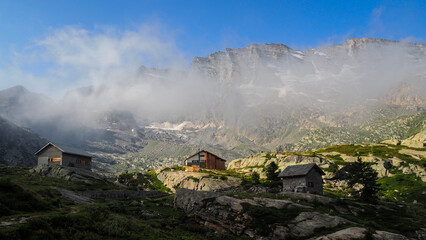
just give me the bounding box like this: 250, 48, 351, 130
265, 153, 276, 160
188, 177, 200, 182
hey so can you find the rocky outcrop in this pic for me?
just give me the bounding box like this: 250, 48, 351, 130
157, 170, 241, 193
289, 212, 353, 238
175, 189, 354, 239
228, 153, 333, 174
229, 147, 426, 182
373, 230, 409, 240
30, 165, 108, 184
311, 227, 411, 240
401, 130, 426, 148
309, 227, 367, 240
279, 192, 337, 205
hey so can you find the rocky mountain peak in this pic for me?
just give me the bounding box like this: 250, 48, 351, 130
0, 85, 30, 98
192, 43, 291, 66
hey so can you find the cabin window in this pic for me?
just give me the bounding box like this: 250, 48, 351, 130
308, 182, 314, 187
49, 158, 61, 162
76, 159, 90, 165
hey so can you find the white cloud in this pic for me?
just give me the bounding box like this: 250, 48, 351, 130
0, 24, 188, 96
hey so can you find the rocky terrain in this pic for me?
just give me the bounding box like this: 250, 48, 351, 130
1, 145, 426, 240
156, 168, 241, 193
228, 144, 426, 181
174, 189, 425, 239
225, 131, 426, 205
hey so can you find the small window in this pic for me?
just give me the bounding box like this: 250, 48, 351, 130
308, 182, 314, 187
49, 158, 61, 162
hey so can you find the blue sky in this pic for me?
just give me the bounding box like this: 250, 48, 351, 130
0, 0, 425, 92
1, 1, 425, 57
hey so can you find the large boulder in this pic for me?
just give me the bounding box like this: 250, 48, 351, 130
310, 227, 367, 240
157, 170, 241, 193
372, 230, 409, 240
289, 212, 354, 238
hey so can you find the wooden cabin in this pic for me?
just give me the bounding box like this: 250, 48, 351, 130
35, 142, 92, 170
278, 163, 325, 194
184, 150, 226, 171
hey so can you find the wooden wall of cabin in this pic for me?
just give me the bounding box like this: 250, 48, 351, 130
206, 152, 226, 170
37, 146, 62, 166
62, 153, 92, 170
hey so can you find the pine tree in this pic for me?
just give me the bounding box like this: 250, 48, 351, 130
266, 162, 279, 181
346, 156, 380, 202
251, 172, 260, 184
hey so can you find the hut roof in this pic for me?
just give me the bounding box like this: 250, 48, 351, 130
278, 163, 325, 178
35, 142, 92, 158
186, 150, 226, 162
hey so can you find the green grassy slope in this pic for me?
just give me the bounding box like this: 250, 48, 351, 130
0, 166, 239, 240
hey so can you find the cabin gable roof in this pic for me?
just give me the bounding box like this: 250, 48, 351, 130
186, 150, 226, 162
35, 142, 92, 158
278, 163, 325, 178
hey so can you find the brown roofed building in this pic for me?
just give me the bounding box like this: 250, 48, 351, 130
184, 150, 226, 170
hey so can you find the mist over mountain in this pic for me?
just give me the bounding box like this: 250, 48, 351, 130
1, 38, 425, 172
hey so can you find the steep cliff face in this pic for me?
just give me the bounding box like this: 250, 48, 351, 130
192, 43, 292, 84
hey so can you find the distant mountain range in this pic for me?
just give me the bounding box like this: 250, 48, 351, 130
0, 38, 425, 172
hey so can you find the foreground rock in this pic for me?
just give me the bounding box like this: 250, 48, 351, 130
373, 230, 409, 240
289, 212, 353, 238
157, 170, 241, 193
175, 189, 353, 239
30, 165, 109, 184
309, 227, 367, 240
311, 227, 410, 240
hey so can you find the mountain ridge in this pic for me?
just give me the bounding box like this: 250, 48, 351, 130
0, 37, 425, 172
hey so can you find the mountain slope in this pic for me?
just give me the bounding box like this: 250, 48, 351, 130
0, 116, 47, 166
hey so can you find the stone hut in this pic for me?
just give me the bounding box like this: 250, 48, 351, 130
184, 150, 226, 170
278, 163, 325, 194
35, 142, 92, 170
